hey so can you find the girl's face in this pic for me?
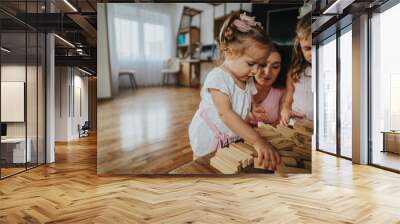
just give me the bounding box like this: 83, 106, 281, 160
300, 34, 312, 64
255, 51, 281, 87
225, 43, 270, 83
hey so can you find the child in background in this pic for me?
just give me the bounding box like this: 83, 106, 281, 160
189, 13, 281, 170
280, 13, 313, 126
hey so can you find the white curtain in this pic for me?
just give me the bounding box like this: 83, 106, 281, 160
108, 4, 173, 87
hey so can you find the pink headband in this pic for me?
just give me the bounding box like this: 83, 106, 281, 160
232, 13, 262, 32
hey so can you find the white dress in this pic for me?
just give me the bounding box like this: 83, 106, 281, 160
292, 66, 313, 120
189, 67, 257, 157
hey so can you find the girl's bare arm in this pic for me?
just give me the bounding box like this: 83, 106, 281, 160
209, 88, 281, 169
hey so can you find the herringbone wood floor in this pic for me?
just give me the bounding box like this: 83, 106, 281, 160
1, 134, 400, 223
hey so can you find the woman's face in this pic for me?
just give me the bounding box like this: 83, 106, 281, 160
255, 51, 281, 87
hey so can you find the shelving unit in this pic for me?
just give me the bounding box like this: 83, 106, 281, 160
177, 7, 202, 87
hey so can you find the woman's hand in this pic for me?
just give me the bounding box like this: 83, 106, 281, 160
253, 138, 281, 170
252, 104, 269, 123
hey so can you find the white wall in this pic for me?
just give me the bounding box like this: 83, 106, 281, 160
97, 3, 112, 99
46, 32, 55, 163
55, 67, 89, 141
1, 65, 36, 137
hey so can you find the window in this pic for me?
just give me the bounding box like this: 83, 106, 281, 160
317, 35, 337, 154
390, 74, 400, 130
371, 2, 400, 171
114, 18, 139, 60
339, 28, 352, 158
113, 8, 171, 62
143, 23, 165, 59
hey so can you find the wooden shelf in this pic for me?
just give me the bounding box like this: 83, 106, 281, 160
179, 26, 200, 34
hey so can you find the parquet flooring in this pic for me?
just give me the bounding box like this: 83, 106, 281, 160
97, 87, 197, 174
0, 134, 400, 223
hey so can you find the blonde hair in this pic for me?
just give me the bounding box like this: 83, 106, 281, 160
218, 12, 271, 57
290, 12, 311, 82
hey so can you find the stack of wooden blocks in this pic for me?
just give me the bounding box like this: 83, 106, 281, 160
210, 142, 256, 174
209, 119, 313, 175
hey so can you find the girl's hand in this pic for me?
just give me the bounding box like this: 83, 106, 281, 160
291, 111, 305, 119
253, 139, 281, 170
280, 108, 292, 126
252, 105, 269, 123
280, 109, 306, 126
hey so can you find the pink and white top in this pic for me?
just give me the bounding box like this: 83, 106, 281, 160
249, 87, 283, 125
292, 65, 313, 120
189, 67, 257, 157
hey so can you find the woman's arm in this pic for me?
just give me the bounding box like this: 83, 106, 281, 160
280, 71, 295, 126
209, 88, 281, 170
270, 89, 286, 127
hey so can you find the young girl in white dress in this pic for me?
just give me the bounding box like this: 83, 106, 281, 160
189, 13, 281, 170
280, 13, 313, 125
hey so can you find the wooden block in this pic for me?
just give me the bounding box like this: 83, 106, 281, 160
255, 128, 281, 139
230, 143, 254, 158
281, 156, 298, 167
216, 149, 241, 171
293, 119, 313, 135
269, 138, 296, 150
292, 139, 311, 150
292, 146, 311, 156
258, 123, 278, 132
231, 143, 255, 166
276, 124, 296, 139
296, 153, 312, 161
225, 147, 247, 168
304, 161, 311, 170
228, 146, 252, 168
294, 133, 312, 145
232, 142, 256, 156
253, 159, 266, 169
278, 150, 299, 158
256, 123, 281, 137
210, 155, 239, 174
210, 156, 237, 174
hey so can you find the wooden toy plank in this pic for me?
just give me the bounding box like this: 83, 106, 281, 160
232, 142, 256, 156
276, 124, 296, 139
255, 129, 281, 139
254, 161, 265, 169
216, 149, 241, 171
293, 119, 313, 135
294, 133, 312, 145
213, 153, 240, 173
269, 138, 296, 150
228, 146, 249, 168
231, 145, 253, 162
292, 139, 311, 149
281, 156, 298, 167
218, 148, 242, 165
292, 146, 311, 156
225, 147, 247, 168
229, 143, 253, 159
278, 150, 300, 158
304, 161, 311, 170
210, 156, 235, 174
